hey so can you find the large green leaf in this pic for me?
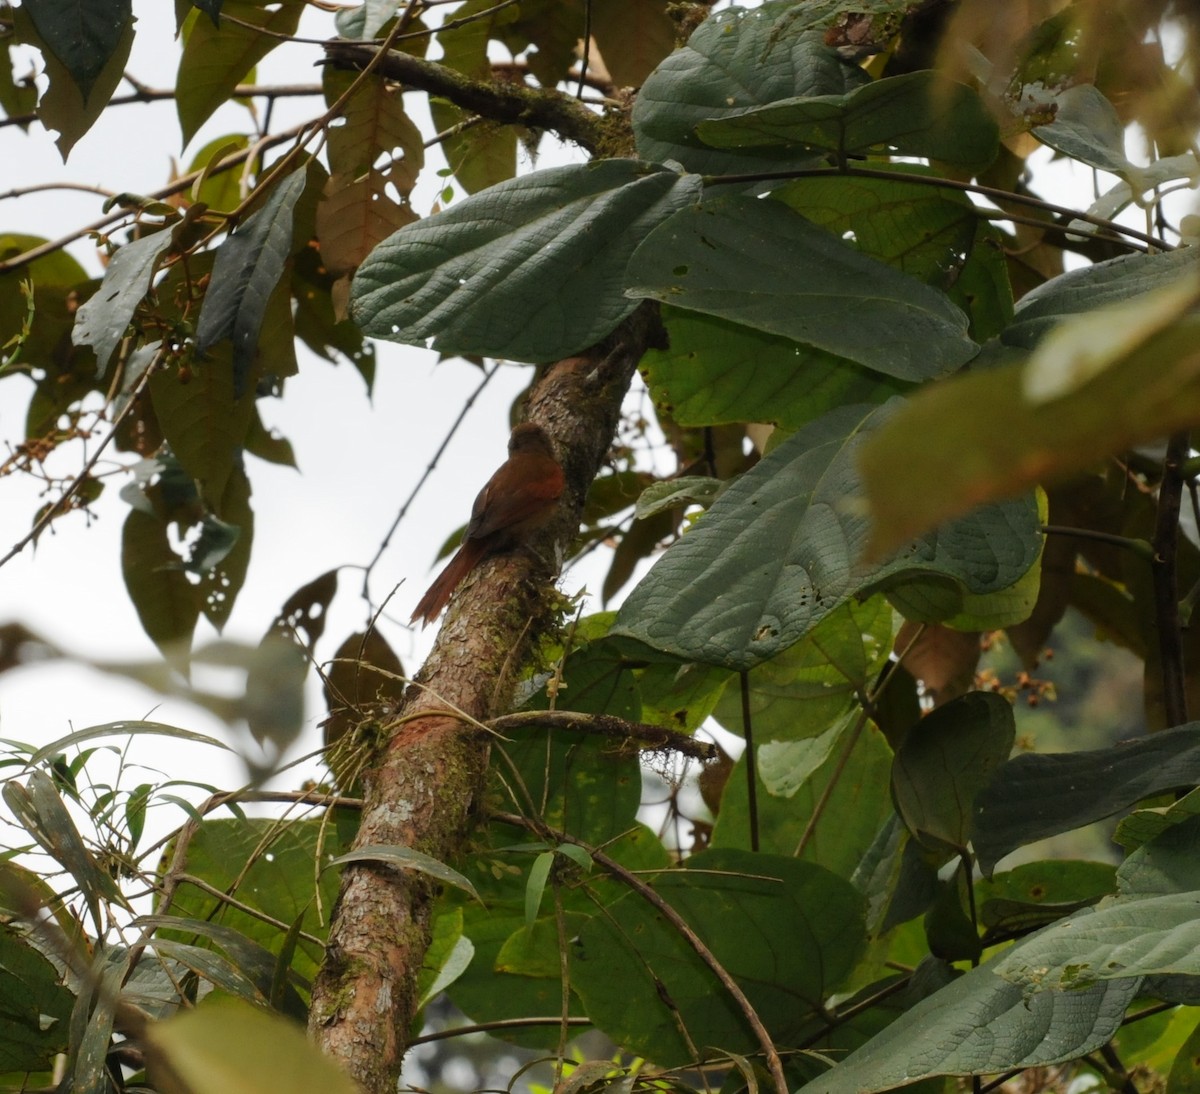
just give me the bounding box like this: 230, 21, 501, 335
1032, 83, 1130, 175
176, 0, 304, 146
351, 160, 700, 363
626, 195, 977, 381
571, 849, 865, 1067
121, 508, 201, 661
643, 308, 909, 431
710, 596, 897, 740
799, 965, 1139, 1093
696, 72, 998, 170
195, 166, 308, 395
772, 170, 1013, 342
145, 998, 361, 1094
973, 723, 1200, 876
996, 890, 1200, 990
22, 0, 132, 100
632, 2, 869, 176
149, 342, 255, 506
0, 924, 73, 1070
713, 724, 894, 880
892, 692, 1015, 853
161, 815, 351, 986
1003, 245, 1200, 350
15, 5, 134, 157
613, 401, 1041, 669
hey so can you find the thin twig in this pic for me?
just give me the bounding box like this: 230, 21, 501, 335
0, 347, 164, 572
739, 669, 759, 853
0, 83, 323, 131
361, 363, 499, 601
0, 119, 311, 274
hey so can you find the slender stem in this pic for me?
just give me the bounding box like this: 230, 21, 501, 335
1153, 432, 1191, 727
0, 83, 323, 131
1039, 524, 1154, 557
361, 363, 499, 600
739, 670, 759, 852
409, 1016, 592, 1045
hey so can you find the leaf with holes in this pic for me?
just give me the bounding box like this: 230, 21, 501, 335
613, 400, 1040, 669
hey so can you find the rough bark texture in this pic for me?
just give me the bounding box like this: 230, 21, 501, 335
308, 302, 667, 1093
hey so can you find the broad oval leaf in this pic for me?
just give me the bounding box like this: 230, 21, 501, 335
625, 195, 977, 381
572, 849, 864, 1068
997, 891, 1200, 990
892, 692, 1015, 853
351, 160, 701, 363
176, 0, 303, 146
974, 723, 1200, 876
23, 0, 132, 100
696, 71, 999, 170
1003, 245, 1200, 350
613, 401, 1041, 669
798, 965, 1139, 1094
632, 2, 869, 176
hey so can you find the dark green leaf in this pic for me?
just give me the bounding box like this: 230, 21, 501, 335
642, 307, 909, 431
161, 815, 352, 986
772, 170, 1014, 342
1116, 815, 1200, 898
997, 891, 1200, 989
572, 850, 864, 1067
613, 401, 1041, 669
72, 230, 174, 369
22, 0, 132, 100
0, 925, 73, 1070
633, 3, 868, 176
176, 1, 303, 145
974, 723, 1200, 876
799, 968, 1139, 1093
121, 507, 200, 662
1003, 245, 1200, 350
893, 692, 1015, 853
195, 166, 308, 395
696, 72, 998, 170
351, 160, 701, 364
733, 727, 894, 882
626, 195, 977, 381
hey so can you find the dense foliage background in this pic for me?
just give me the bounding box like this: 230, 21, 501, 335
3, 1, 1200, 1092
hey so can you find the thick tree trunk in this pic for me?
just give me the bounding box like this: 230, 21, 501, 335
308, 303, 666, 1093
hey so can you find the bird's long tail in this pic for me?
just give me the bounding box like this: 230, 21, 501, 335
410, 538, 489, 626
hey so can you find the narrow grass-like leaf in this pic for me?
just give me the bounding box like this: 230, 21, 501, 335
329, 844, 481, 902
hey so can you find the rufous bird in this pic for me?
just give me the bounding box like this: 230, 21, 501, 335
410, 422, 565, 626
